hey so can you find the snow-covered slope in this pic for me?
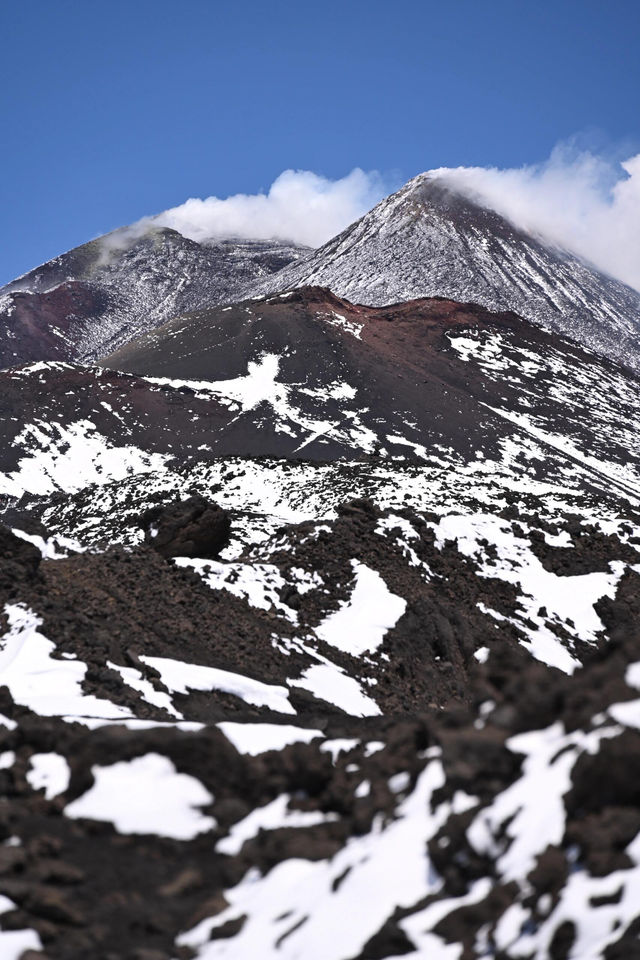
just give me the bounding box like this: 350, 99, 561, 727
2, 289, 638, 681
1, 287, 640, 956
0, 227, 308, 368
253, 174, 640, 371
1, 288, 637, 513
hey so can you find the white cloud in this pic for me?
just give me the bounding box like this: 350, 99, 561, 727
430, 143, 640, 293
118, 146, 640, 295
150, 168, 388, 249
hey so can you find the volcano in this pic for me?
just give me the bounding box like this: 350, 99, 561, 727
0, 184, 639, 959
253, 174, 640, 371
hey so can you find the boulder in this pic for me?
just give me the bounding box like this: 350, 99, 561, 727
141, 496, 231, 560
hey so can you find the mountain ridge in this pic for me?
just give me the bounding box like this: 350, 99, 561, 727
3, 172, 640, 373
0, 227, 309, 368
250, 173, 640, 371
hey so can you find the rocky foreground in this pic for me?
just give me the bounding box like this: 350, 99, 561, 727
0, 481, 638, 959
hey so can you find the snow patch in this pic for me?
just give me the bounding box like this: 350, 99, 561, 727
65, 753, 215, 839
0, 604, 134, 722
140, 654, 296, 715
314, 560, 406, 656
26, 752, 70, 799
290, 664, 381, 717
218, 722, 322, 755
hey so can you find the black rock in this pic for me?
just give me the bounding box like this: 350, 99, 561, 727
141, 495, 231, 560
0, 524, 41, 597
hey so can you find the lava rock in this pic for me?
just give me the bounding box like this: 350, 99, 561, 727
141, 495, 231, 559
0, 524, 41, 597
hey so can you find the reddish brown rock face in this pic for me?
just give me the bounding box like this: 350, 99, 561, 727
0, 281, 105, 365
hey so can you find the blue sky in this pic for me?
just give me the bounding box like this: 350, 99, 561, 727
1, 0, 639, 284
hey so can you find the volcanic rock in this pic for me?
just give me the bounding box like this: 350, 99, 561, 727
141, 496, 231, 559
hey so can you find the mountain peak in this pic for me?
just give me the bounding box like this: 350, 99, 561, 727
251, 173, 640, 371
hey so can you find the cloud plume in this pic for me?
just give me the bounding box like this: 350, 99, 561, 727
431, 143, 640, 293
137, 146, 640, 294
151, 168, 389, 249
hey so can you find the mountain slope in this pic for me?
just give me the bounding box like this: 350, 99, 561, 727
4, 173, 639, 374
1, 287, 637, 564
95, 287, 640, 501
252, 174, 640, 371
0, 227, 308, 368
1, 290, 640, 956
1, 359, 640, 955
1, 287, 637, 669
